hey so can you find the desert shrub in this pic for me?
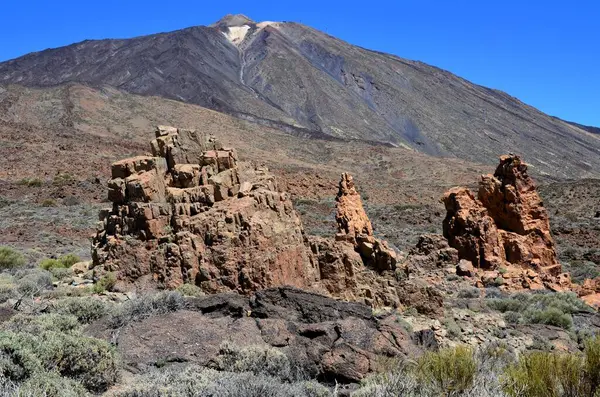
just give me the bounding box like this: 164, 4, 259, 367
13, 268, 53, 297
356, 346, 505, 397
17, 178, 42, 187
0, 247, 25, 270
44, 285, 93, 299
214, 342, 306, 382
93, 272, 116, 293
115, 366, 329, 397
457, 287, 480, 299
176, 283, 205, 297
53, 173, 74, 186
40, 253, 81, 270
0, 275, 16, 303
487, 292, 592, 330
39, 259, 61, 270
109, 291, 185, 327
41, 198, 57, 207
502, 352, 566, 397
584, 335, 600, 394
503, 311, 521, 324
567, 260, 600, 284
442, 316, 462, 338
0, 313, 119, 392
416, 345, 477, 393
13, 371, 88, 397
50, 297, 110, 324
5, 313, 80, 334
526, 307, 573, 330
50, 266, 73, 280
503, 336, 600, 397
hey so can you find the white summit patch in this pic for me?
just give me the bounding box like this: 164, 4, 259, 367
256, 21, 281, 29
222, 25, 251, 46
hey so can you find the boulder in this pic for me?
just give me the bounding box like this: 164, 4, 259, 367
86, 287, 422, 384
456, 259, 475, 277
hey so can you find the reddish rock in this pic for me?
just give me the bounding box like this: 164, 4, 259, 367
92, 126, 319, 293
334, 173, 397, 271
335, 173, 373, 239
442, 155, 564, 291
442, 187, 505, 269
456, 259, 475, 277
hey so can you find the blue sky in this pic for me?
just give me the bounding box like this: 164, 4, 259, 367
1, 0, 598, 126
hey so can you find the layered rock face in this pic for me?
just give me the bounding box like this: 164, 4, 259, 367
442, 155, 565, 289
92, 126, 318, 292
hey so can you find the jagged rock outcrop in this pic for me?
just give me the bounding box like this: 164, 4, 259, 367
308, 174, 443, 314
335, 173, 397, 271
442, 155, 567, 290
93, 130, 443, 312
92, 126, 319, 293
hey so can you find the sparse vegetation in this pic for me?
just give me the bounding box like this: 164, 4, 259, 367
17, 177, 43, 187
176, 283, 205, 297
109, 291, 186, 328
0, 247, 26, 270
0, 313, 119, 393
416, 346, 477, 393
502, 336, 600, 396
41, 198, 58, 207
92, 272, 116, 293
115, 366, 329, 397
39, 253, 81, 271
487, 291, 593, 330
213, 342, 306, 382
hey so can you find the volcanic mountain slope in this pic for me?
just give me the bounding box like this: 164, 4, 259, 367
1, 15, 599, 178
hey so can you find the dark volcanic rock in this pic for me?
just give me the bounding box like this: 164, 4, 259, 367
88, 287, 421, 383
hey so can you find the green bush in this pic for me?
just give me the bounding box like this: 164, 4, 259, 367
40, 253, 81, 270
487, 292, 592, 330
584, 336, 600, 395
93, 272, 116, 293
0, 313, 119, 393
17, 178, 42, 187
0, 247, 25, 270
503, 336, 600, 397
50, 297, 111, 324
525, 306, 573, 330
176, 283, 205, 297
115, 366, 329, 397
109, 291, 185, 328
416, 345, 477, 394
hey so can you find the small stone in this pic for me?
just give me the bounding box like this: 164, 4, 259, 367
456, 259, 475, 277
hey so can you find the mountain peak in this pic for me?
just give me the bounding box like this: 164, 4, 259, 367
211, 14, 255, 28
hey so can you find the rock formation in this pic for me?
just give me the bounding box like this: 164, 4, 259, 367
309, 174, 443, 314
93, 129, 443, 313
442, 155, 567, 290
334, 173, 397, 271
92, 126, 319, 292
